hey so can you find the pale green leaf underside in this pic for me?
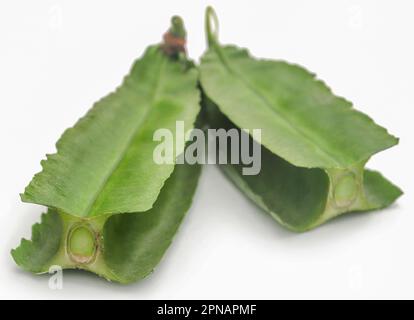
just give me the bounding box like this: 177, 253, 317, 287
12, 162, 201, 283
21, 46, 200, 218
200, 45, 398, 169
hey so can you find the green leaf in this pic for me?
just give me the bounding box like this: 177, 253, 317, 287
200, 44, 397, 169
200, 7, 402, 231
363, 170, 403, 210
11, 209, 62, 273
12, 162, 201, 283
205, 100, 402, 231
22, 45, 200, 218
13, 16, 203, 283
103, 161, 201, 283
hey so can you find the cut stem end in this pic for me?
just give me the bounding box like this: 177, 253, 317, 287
67, 224, 97, 264
333, 172, 359, 208
162, 15, 187, 57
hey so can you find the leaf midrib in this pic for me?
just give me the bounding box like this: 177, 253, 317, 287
83, 56, 167, 217
209, 47, 347, 168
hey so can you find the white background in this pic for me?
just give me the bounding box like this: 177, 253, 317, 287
0, 0, 413, 299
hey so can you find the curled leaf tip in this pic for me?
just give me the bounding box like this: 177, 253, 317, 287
170, 16, 186, 38
162, 15, 187, 57
205, 6, 219, 47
